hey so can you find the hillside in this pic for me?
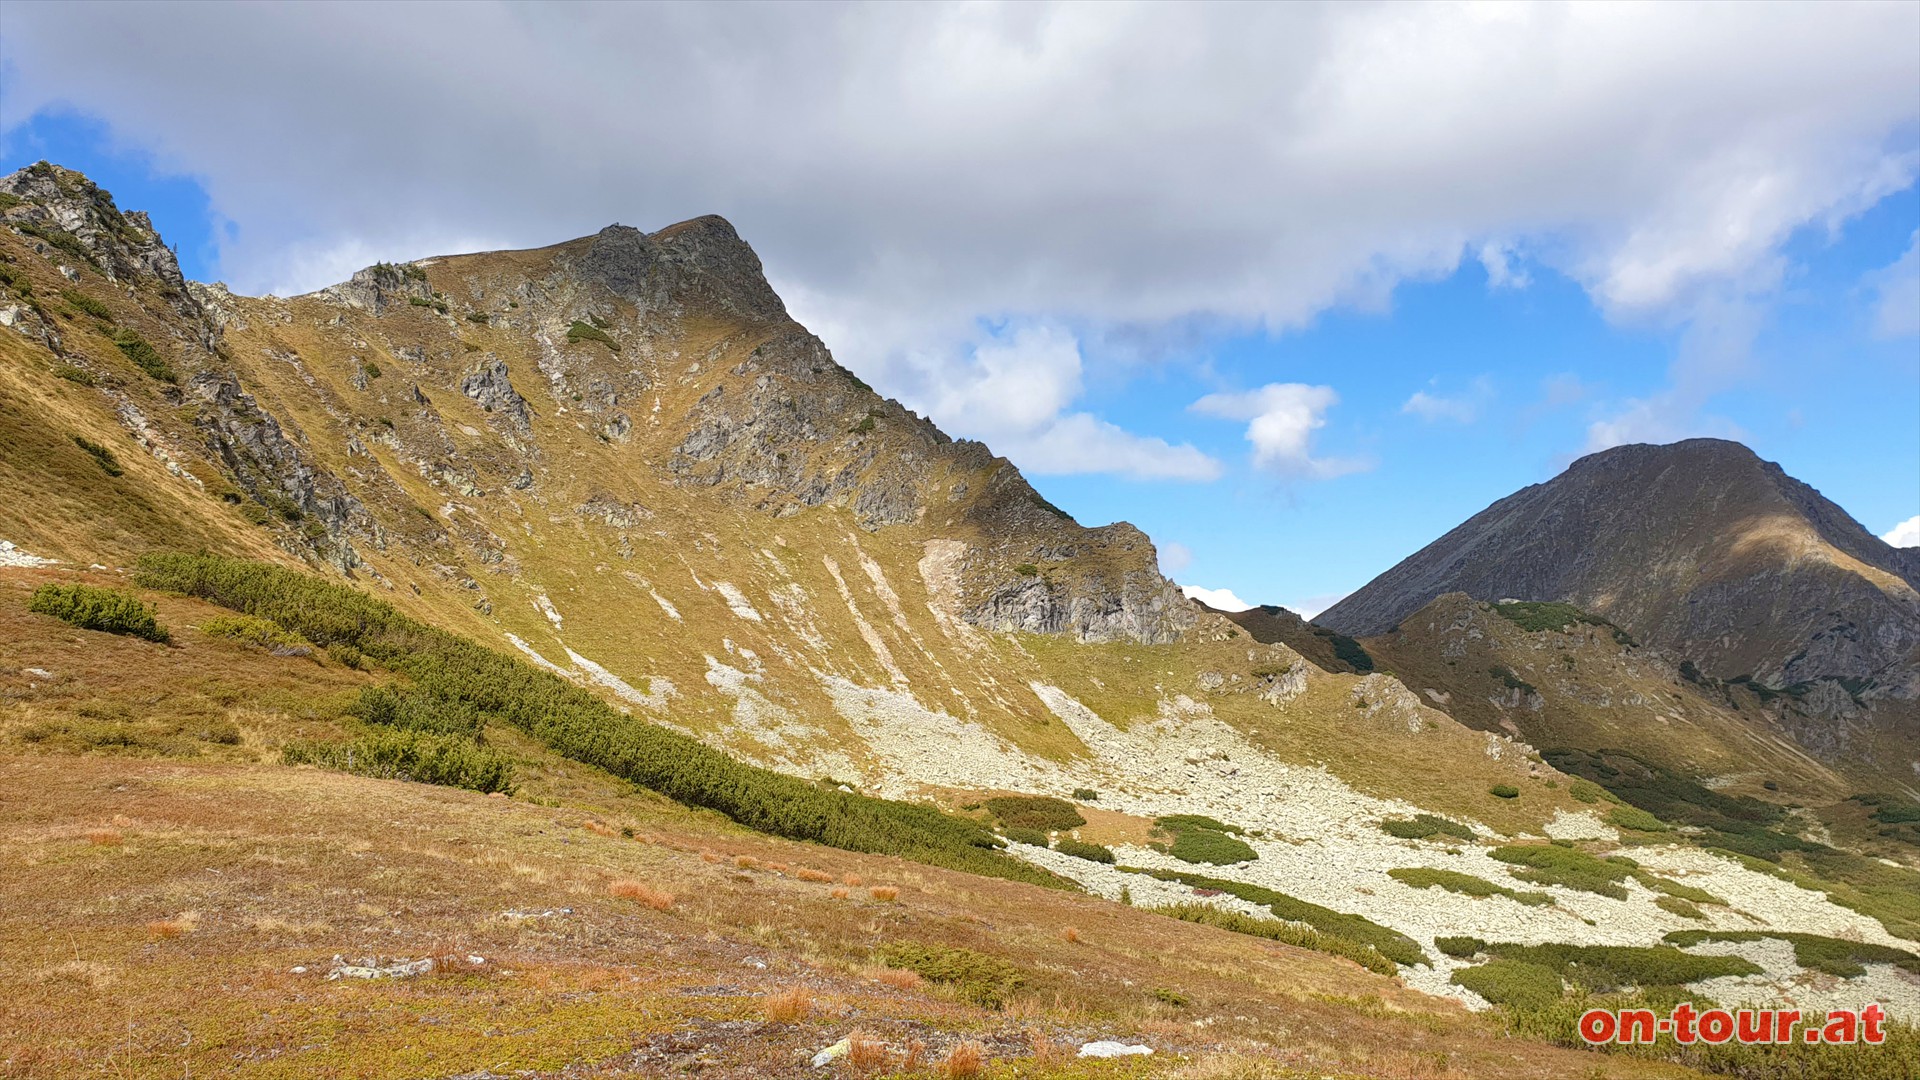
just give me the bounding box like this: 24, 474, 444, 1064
6, 163, 1920, 1078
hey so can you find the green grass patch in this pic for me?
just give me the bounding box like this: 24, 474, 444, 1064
984, 795, 1085, 832
1001, 826, 1049, 846
1152, 814, 1257, 864
873, 942, 1024, 1009
1607, 805, 1671, 832
1654, 895, 1704, 919
1452, 958, 1565, 1010
52, 364, 97, 386
1388, 867, 1552, 906
1489, 844, 1631, 899
131, 552, 1066, 889
1119, 865, 1427, 967
1662, 930, 1920, 978
28, 582, 168, 642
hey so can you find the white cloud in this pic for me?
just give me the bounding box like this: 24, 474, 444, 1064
1402, 376, 1492, 424
1181, 585, 1254, 612
890, 322, 1220, 481
1883, 515, 1920, 548
1191, 383, 1368, 478
1867, 230, 1920, 338
1288, 592, 1348, 621
1157, 541, 1193, 576
2, 3, 1915, 458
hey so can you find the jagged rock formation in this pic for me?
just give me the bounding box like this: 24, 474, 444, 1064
1318, 440, 1920, 700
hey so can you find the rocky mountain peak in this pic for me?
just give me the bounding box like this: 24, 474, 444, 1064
571, 214, 787, 323
1, 162, 193, 302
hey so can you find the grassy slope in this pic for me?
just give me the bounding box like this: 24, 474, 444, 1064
0, 573, 1700, 1080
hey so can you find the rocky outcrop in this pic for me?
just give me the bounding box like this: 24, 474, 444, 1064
2, 162, 197, 311
458, 357, 533, 435
1318, 439, 1920, 697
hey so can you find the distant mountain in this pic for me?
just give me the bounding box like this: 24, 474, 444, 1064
1318, 439, 1920, 703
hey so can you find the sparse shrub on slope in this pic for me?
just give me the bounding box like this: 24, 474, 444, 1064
983, 795, 1084, 832
1120, 865, 1427, 967
1663, 930, 1920, 978
29, 583, 169, 642
874, 942, 1024, 1009
131, 552, 1066, 889
71, 435, 122, 477
200, 613, 310, 654
1150, 901, 1397, 975
1492, 600, 1634, 645
1452, 958, 1564, 1010
1153, 814, 1257, 865
1380, 813, 1475, 840
111, 329, 175, 382
566, 320, 619, 351
1489, 844, 1631, 899
1051, 837, 1115, 863
1388, 867, 1551, 906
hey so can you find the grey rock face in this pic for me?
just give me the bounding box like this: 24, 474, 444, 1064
459, 357, 533, 435
2, 161, 204, 323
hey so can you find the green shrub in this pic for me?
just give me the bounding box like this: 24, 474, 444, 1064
1153, 815, 1256, 864
1452, 958, 1564, 1009
361, 361, 382, 379
1013, 563, 1040, 577
1436, 936, 1487, 958
1119, 865, 1427, 967
1071, 787, 1099, 801
17, 221, 95, 267
1492, 600, 1634, 645
53, 364, 97, 386
566, 320, 619, 351
985, 795, 1085, 832
71, 435, 122, 477
1380, 813, 1475, 841
1607, 805, 1671, 832
1052, 838, 1115, 863
1388, 867, 1552, 906
1465, 940, 1757, 994
1568, 779, 1606, 804
465, 312, 489, 324
1157, 813, 1245, 834
1635, 872, 1721, 906
874, 942, 1024, 1009
1150, 902, 1397, 976
1150, 987, 1189, 1007
1489, 784, 1519, 799
1002, 826, 1049, 846
130, 552, 1065, 889
200, 613, 310, 654
282, 729, 515, 795
111, 329, 175, 382
1663, 931, 1920, 978
60, 289, 112, 320
28, 583, 168, 643
1654, 895, 1704, 920
408, 295, 449, 314
1489, 844, 1630, 899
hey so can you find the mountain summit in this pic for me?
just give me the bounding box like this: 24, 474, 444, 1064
1317, 439, 1920, 699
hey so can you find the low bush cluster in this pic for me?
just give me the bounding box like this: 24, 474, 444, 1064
566, 320, 620, 351
984, 795, 1085, 832
874, 942, 1024, 1009
1153, 814, 1257, 865
1380, 813, 1474, 841
1151, 901, 1397, 976
1119, 865, 1426, 967
1662, 930, 1920, 978
282, 728, 517, 794
1490, 844, 1631, 899
1388, 867, 1551, 906
29, 583, 169, 642
1051, 837, 1115, 863
132, 552, 1064, 889
200, 613, 310, 654
112, 329, 175, 382
71, 435, 122, 477
1491, 600, 1634, 645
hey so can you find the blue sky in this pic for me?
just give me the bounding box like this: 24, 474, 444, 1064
5, 4, 1917, 615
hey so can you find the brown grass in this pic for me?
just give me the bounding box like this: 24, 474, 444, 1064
830, 886, 850, 900
1028, 1031, 1070, 1065
870, 966, 923, 991
901, 1039, 928, 1071
848, 1031, 889, 1070
733, 854, 757, 869
763, 986, 812, 1023
146, 912, 197, 938
699, 850, 722, 864
938, 1039, 985, 1079
796, 867, 834, 883
842, 872, 864, 886
607, 879, 674, 911
868, 885, 899, 902
766, 861, 788, 873
85, 827, 123, 846
582, 819, 618, 838
1060, 925, 1081, 943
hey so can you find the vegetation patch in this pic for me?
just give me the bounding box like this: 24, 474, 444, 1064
1152, 814, 1257, 864
1654, 895, 1704, 919
111, 329, 176, 382
60, 288, 112, 320
1489, 783, 1519, 799
1001, 826, 1049, 847
1388, 867, 1551, 906
1663, 930, 1920, 978
873, 942, 1024, 1009
1489, 844, 1631, 899
1492, 600, 1634, 645
983, 795, 1085, 832
1119, 865, 1427, 967
131, 552, 1067, 889
565, 320, 620, 351
29, 583, 169, 643
1435, 935, 1487, 958
1051, 837, 1115, 863
283, 729, 516, 795
1150, 902, 1397, 976
1456, 941, 1758, 996
1380, 813, 1474, 841
1607, 805, 1672, 832
71, 435, 122, 477
53, 364, 97, 386
199, 613, 311, 655
1451, 958, 1565, 1010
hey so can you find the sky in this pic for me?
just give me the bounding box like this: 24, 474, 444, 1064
4, 2, 1916, 617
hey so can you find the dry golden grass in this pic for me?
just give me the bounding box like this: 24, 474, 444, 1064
700, 850, 723, 864
607, 879, 674, 911
582, 819, 618, 838
939, 1039, 985, 1079
848, 1031, 889, 1070
868, 885, 899, 902
733, 854, 758, 869
762, 986, 812, 1023
842, 872, 864, 886
145, 917, 192, 938
766, 861, 789, 873
867, 965, 923, 991
84, 827, 121, 846
1060, 925, 1081, 943
830, 886, 850, 900
796, 867, 834, 883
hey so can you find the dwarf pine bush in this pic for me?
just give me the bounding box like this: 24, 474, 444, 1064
29, 583, 169, 642
282, 729, 516, 795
